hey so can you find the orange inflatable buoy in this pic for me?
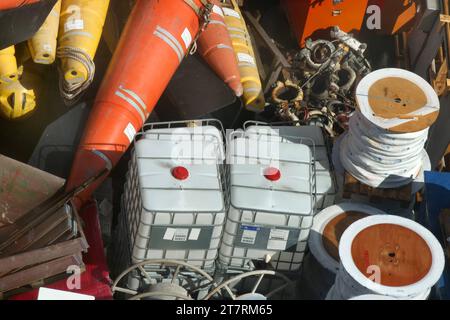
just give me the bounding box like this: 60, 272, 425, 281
197, 0, 242, 97
0, 0, 41, 10
65, 0, 213, 206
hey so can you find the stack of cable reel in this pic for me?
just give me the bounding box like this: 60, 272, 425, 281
327, 215, 445, 300
337, 68, 439, 189
298, 203, 385, 299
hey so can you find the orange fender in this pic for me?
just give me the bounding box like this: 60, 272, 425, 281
197, 0, 242, 97
65, 0, 211, 206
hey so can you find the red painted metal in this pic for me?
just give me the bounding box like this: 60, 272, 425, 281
9, 201, 113, 300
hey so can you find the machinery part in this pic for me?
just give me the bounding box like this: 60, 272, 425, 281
111, 259, 220, 300
0, 46, 19, 83
197, 0, 243, 97
328, 215, 445, 300
326, 100, 355, 130
296, 39, 336, 72
203, 270, 293, 300
330, 26, 367, 54
0, 75, 36, 120
222, 0, 265, 112
271, 80, 303, 105
65, 0, 212, 206
271, 80, 304, 123
28, 0, 61, 64
57, 0, 110, 104
333, 62, 357, 93
305, 109, 334, 137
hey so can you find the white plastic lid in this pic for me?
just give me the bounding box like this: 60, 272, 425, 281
229, 137, 313, 215
134, 136, 224, 212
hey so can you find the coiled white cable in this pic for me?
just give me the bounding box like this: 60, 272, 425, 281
340, 111, 428, 188
339, 68, 440, 188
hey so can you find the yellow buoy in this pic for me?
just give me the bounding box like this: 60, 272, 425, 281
57, 0, 110, 103
222, 0, 265, 112
0, 76, 36, 121
28, 0, 62, 64
0, 46, 20, 84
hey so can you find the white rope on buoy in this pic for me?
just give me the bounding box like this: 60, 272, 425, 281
339, 68, 440, 188
327, 215, 445, 300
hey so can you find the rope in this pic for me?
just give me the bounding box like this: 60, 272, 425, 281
339, 110, 428, 188
56, 46, 95, 106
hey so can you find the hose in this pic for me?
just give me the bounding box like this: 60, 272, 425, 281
56, 46, 95, 105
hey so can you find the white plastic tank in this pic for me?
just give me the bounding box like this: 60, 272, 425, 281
122, 120, 227, 273
245, 123, 337, 211
218, 128, 315, 271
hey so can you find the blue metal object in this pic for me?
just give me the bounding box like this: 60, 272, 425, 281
420, 170, 450, 300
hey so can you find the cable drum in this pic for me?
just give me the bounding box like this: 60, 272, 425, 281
308, 203, 387, 274
297, 203, 386, 299
326, 215, 445, 300
339, 68, 440, 188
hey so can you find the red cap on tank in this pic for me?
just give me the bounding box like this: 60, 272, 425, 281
172, 166, 189, 180
264, 167, 281, 181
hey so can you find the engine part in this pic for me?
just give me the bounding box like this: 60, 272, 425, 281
273, 26, 371, 137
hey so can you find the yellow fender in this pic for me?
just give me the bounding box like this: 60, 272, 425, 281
0, 46, 20, 84
0, 77, 36, 121
28, 0, 61, 64
57, 0, 110, 102
222, 0, 265, 112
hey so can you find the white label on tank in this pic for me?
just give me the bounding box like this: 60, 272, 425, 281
123, 122, 136, 143
64, 19, 84, 32
223, 8, 240, 19
241, 226, 258, 245
237, 53, 255, 65
188, 228, 201, 241
163, 228, 176, 240
173, 228, 189, 242
181, 28, 192, 49
212, 5, 224, 17
267, 229, 289, 250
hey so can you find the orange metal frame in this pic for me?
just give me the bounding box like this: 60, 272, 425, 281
282, 0, 369, 46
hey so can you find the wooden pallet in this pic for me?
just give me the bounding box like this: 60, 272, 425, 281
342, 171, 412, 205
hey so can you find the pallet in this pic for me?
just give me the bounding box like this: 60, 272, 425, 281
342, 171, 412, 205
